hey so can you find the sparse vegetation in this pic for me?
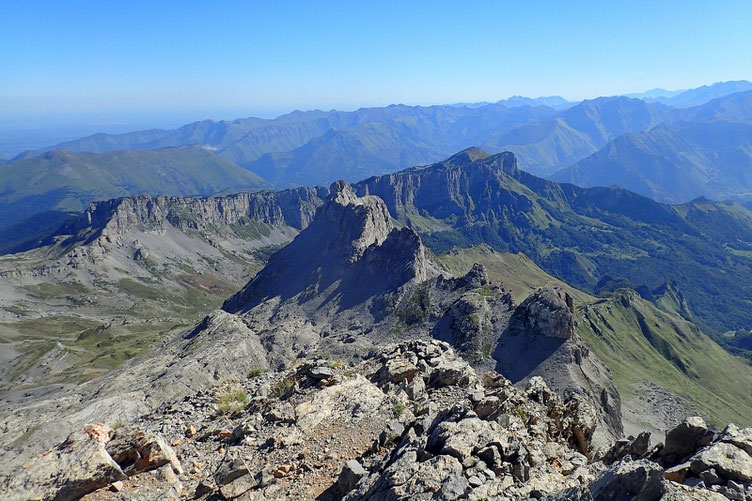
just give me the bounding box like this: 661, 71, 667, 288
248, 367, 266, 378
270, 378, 294, 399
397, 285, 431, 326
481, 343, 492, 358
215, 388, 250, 416
392, 402, 407, 417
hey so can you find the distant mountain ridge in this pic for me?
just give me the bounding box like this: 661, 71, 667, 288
553, 91, 752, 203
0, 145, 268, 233
481, 96, 676, 176
7, 80, 751, 191
643, 80, 752, 108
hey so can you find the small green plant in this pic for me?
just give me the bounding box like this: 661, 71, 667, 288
392, 402, 407, 417
112, 420, 124, 430
330, 360, 344, 368
514, 405, 527, 422
481, 343, 492, 358
248, 367, 266, 378
215, 388, 249, 416
270, 378, 294, 399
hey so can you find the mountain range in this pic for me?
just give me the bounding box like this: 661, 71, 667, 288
636, 80, 752, 107
553, 90, 752, 203
3, 80, 752, 241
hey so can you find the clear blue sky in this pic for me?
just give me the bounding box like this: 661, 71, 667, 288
2, 0, 751, 124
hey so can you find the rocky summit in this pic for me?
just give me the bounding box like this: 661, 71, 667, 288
5, 340, 752, 500
4, 181, 752, 500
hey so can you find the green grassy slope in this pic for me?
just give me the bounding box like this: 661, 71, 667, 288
579, 290, 752, 427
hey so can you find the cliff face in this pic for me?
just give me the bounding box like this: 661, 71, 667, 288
354, 148, 523, 221
56, 186, 328, 243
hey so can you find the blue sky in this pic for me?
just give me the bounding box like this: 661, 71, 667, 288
2, 0, 751, 125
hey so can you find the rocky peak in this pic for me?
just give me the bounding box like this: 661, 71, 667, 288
495, 287, 623, 446
319, 180, 395, 263
445, 146, 491, 165
222, 181, 432, 317
507, 287, 576, 340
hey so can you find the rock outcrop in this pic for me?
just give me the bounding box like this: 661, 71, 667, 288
4, 424, 182, 501
494, 288, 624, 447
54, 186, 327, 245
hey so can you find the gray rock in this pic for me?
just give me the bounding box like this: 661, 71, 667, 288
375, 357, 419, 384
663, 416, 714, 460
719, 423, 752, 457
379, 419, 406, 446
5, 424, 126, 501
309, 365, 334, 380
338, 459, 367, 495
601, 432, 651, 465
690, 442, 752, 483
589, 459, 667, 501
215, 458, 250, 486
266, 402, 296, 423
699, 468, 723, 486
428, 361, 477, 388
106, 425, 183, 475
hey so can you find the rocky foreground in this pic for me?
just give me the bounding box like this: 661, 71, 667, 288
4, 339, 752, 500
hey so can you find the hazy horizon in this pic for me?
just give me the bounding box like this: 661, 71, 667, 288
4, 2, 752, 114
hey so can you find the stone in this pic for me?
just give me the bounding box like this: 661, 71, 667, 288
215, 458, 250, 486
309, 365, 334, 380
699, 468, 723, 485
589, 459, 667, 501
474, 396, 501, 420
601, 432, 651, 464
663, 417, 714, 460
105, 425, 183, 475
266, 402, 296, 423
5, 424, 126, 501
428, 417, 497, 461
375, 357, 419, 384
664, 462, 692, 483
428, 361, 477, 388
690, 442, 752, 483
338, 459, 367, 495
719, 423, 752, 456
379, 419, 405, 446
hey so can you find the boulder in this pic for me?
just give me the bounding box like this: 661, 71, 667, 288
374, 356, 419, 384
6, 424, 126, 501
337, 459, 367, 495
719, 423, 752, 456
106, 425, 183, 475
662, 416, 714, 460
589, 459, 667, 501
690, 442, 752, 483
601, 432, 651, 464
